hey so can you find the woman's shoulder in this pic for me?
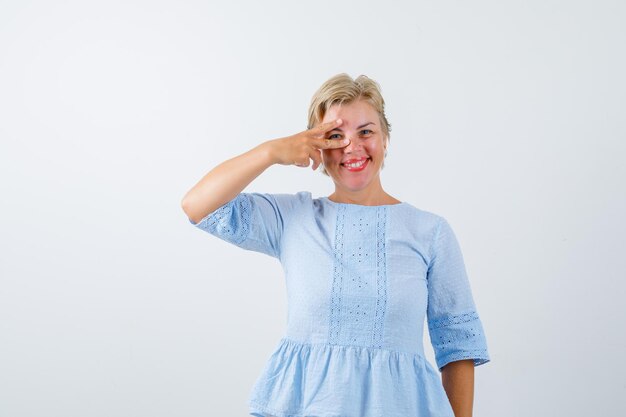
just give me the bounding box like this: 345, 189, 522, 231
407, 204, 444, 221
392, 203, 444, 234
246, 190, 312, 206
251, 191, 446, 228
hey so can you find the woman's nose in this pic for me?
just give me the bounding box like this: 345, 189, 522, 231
344, 136, 361, 151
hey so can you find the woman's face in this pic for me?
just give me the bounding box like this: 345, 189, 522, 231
320, 99, 387, 191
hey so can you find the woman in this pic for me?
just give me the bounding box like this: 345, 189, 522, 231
182, 73, 490, 417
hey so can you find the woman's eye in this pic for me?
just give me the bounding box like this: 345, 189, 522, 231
329, 130, 372, 140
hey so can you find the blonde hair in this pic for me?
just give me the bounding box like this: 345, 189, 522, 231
307, 73, 392, 176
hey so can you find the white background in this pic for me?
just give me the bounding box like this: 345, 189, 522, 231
1, 1, 624, 416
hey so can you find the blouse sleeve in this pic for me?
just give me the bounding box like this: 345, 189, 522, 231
426, 216, 491, 372
188, 192, 293, 259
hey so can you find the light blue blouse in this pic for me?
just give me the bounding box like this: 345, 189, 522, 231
189, 191, 490, 417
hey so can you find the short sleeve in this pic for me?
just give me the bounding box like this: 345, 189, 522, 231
426, 216, 491, 372
188, 192, 295, 259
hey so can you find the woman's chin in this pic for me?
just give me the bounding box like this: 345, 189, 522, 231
335, 176, 371, 190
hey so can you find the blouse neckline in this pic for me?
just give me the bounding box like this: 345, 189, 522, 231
321, 196, 407, 208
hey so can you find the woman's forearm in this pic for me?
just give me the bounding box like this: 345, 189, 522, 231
182, 118, 346, 223
181, 140, 277, 224
441, 359, 475, 417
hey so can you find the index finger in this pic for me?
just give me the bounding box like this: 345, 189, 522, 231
316, 136, 350, 150
312, 118, 343, 136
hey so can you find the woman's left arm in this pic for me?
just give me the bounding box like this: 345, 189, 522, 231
441, 359, 475, 417
426, 216, 490, 415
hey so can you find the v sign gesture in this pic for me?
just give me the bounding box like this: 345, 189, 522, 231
268, 119, 350, 170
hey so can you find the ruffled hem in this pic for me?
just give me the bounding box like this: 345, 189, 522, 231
248, 337, 455, 417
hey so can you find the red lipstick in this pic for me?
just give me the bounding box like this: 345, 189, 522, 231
341, 157, 370, 172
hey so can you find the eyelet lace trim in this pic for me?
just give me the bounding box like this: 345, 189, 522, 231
428, 311, 479, 330
197, 194, 252, 244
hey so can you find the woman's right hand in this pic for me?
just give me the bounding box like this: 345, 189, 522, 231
267, 118, 351, 170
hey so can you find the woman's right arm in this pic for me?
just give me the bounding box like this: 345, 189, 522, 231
181, 140, 276, 224
181, 118, 346, 224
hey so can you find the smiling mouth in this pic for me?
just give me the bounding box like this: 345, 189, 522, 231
340, 157, 371, 172
341, 157, 371, 167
